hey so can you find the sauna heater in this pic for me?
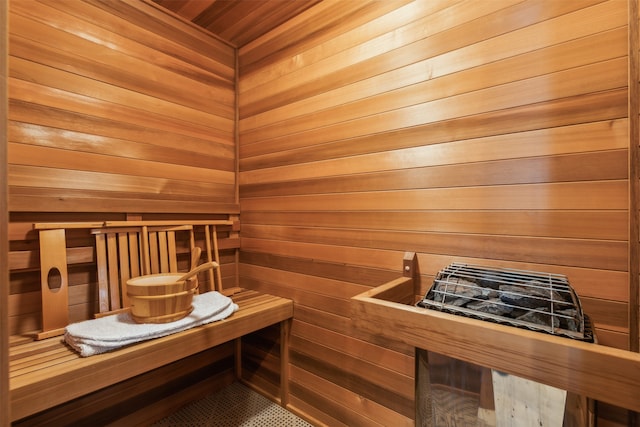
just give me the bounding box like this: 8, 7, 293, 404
415, 263, 595, 426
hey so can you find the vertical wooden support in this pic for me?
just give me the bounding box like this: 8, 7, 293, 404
403, 251, 418, 299
128, 232, 140, 279
280, 319, 291, 406
36, 229, 69, 339
211, 225, 223, 292
231, 215, 240, 290
117, 232, 130, 307
95, 233, 110, 313
157, 231, 169, 272
141, 225, 150, 275
403, 252, 417, 278
106, 232, 121, 310
204, 225, 216, 292
234, 337, 242, 380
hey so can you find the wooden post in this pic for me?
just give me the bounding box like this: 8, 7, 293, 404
280, 319, 291, 406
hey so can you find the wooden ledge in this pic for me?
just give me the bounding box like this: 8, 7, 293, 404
10, 290, 293, 422
351, 278, 640, 413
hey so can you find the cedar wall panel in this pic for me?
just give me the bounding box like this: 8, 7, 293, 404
8, 0, 236, 214
238, 1, 631, 425
6, 2, 238, 424
7, 0, 239, 334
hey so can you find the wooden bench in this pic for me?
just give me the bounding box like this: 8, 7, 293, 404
10, 289, 293, 422
9, 220, 294, 423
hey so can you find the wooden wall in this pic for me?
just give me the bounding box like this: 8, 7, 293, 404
238, 1, 633, 425
6, 1, 239, 424
4, 0, 639, 425
8, 0, 236, 214
7, 0, 237, 335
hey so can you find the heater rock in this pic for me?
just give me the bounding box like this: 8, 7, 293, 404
516, 308, 559, 329
467, 298, 513, 316
418, 262, 589, 341
432, 277, 479, 306
498, 282, 567, 309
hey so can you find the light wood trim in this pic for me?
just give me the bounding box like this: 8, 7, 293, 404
351, 281, 640, 413
34, 222, 107, 230
103, 220, 234, 227
9, 290, 293, 421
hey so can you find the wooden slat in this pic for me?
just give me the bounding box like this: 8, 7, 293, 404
240, 1, 624, 117
242, 224, 628, 271
241, 210, 628, 241
211, 225, 223, 292
9, 290, 293, 421
241, 55, 626, 146
8, 0, 236, 214
204, 225, 215, 292
94, 234, 109, 313
167, 231, 178, 272
241, 181, 628, 211
128, 233, 141, 279
106, 233, 120, 311
240, 26, 626, 133
157, 231, 169, 273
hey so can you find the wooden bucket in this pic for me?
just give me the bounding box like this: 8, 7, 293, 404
126, 273, 197, 324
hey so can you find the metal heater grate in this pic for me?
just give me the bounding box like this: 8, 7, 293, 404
417, 263, 592, 342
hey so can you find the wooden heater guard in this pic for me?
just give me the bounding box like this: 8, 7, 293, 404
350, 252, 640, 414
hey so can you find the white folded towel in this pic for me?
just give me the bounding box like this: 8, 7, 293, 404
64, 291, 238, 357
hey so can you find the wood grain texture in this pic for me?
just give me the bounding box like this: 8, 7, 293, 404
629, 0, 640, 353
1, 0, 9, 423
153, 0, 322, 48
237, 1, 633, 425
351, 279, 640, 413
8, 0, 236, 213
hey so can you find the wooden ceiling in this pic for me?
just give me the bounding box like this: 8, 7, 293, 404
152, 0, 322, 47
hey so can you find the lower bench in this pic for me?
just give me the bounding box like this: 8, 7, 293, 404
9, 289, 293, 422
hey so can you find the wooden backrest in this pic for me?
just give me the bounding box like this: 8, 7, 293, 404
92, 225, 194, 315
33, 219, 237, 338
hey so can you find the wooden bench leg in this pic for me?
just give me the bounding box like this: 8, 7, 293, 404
280, 319, 290, 406
234, 337, 242, 380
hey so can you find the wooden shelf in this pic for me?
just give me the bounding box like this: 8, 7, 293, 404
351, 273, 640, 413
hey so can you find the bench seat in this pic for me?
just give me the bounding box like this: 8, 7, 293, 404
9, 289, 293, 422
